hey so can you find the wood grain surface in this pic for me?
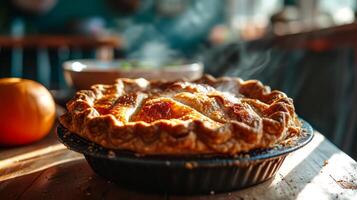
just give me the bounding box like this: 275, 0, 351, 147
0, 131, 356, 200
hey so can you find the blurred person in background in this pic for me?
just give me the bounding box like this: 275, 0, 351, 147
0, 0, 224, 60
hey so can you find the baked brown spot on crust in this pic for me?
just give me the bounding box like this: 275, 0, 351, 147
132, 99, 186, 123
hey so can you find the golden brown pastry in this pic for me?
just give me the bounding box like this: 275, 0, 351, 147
60, 75, 301, 155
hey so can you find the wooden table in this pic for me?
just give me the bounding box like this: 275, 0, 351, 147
0, 125, 356, 200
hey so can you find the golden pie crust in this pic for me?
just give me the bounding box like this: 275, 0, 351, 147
60, 75, 301, 155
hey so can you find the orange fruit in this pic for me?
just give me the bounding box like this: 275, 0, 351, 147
0, 78, 56, 145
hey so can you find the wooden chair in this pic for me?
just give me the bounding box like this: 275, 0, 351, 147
0, 35, 122, 89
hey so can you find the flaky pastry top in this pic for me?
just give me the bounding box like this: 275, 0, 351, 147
60, 75, 301, 155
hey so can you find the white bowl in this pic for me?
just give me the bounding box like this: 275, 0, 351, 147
63, 59, 203, 90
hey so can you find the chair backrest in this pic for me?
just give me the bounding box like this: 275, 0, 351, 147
0, 35, 121, 89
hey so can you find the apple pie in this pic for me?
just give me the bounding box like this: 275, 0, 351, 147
59, 75, 301, 155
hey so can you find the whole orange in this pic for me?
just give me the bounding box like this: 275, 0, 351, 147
0, 78, 56, 145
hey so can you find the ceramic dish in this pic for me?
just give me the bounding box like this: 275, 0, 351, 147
63, 59, 203, 90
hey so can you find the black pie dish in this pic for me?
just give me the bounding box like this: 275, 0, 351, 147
56, 119, 313, 195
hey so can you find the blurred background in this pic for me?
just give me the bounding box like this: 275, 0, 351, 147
0, 0, 356, 159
